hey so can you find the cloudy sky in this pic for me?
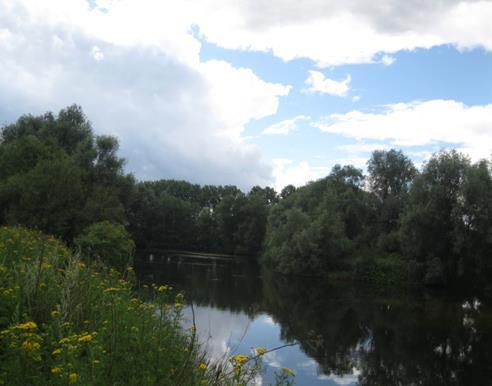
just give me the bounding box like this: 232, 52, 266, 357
1, 0, 491, 191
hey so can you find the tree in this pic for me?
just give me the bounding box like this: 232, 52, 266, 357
1, 156, 85, 240
0, 105, 132, 242
367, 149, 417, 200
400, 150, 471, 283
367, 150, 418, 253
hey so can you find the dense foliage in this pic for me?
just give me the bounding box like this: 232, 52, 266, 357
1, 106, 491, 287
75, 221, 135, 270
263, 149, 492, 287
0, 106, 132, 241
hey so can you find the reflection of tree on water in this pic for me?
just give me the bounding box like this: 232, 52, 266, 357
136, 255, 263, 318
137, 257, 492, 385
261, 270, 492, 385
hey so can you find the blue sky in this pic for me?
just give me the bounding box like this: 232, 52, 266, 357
1, 0, 491, 190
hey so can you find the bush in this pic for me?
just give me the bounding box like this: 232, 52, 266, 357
75, 221, 135, 270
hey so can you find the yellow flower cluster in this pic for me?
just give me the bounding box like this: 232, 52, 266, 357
15, 321, 38, 330
78, 332, 96, 343
281, 367, 295, 377
68, 372, 78, 383
52, 348, 62, 356
231, 354, 249, 365
51, 367, 62, 375
255, 347, 266, 356
21, 340, 40, 352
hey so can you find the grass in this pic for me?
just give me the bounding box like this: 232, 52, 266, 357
0, 226, 294, 385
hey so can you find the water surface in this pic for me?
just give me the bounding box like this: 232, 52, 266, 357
137, 254, 492, 386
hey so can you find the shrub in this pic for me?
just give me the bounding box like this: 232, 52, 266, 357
75, 221, 135, 270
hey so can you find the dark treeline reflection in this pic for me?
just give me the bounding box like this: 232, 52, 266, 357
136, 255, 263, 317
263, 271, 492, 386
138, 258, 492, 386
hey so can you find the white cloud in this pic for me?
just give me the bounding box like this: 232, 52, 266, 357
272, 159, 330, 191
199, 60, 291, 138
337, 142, 391, 154
352, 95, 361, 102
380, 54, 395, 66
313, 100, 492, 161
90, 46, 104, 61
305, 71, 351, 97
0, 0, 292, 190
263, 115, 310, 135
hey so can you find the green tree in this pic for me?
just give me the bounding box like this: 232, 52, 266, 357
76, 221, 135, 269
367, 149, 417, 200
400, 150, 471, 283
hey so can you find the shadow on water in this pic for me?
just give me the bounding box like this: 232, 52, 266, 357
136, 253, 492, 386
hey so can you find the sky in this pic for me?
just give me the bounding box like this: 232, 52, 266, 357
1, 0, 491, 191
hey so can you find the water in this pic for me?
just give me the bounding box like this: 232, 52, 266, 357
136, 254, 492, 386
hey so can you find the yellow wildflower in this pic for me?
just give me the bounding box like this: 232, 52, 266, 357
51, 310, 60, 318
281, 367, 295, 377
232, 354, 249, 365
157, 285, 168, 293
21, 340, 40, 352
16, 321, 37, 330
51, 367, 62, 375
52, 348, 62, 356
68, 372, 78, 383
78, 333, 94, 343
256, 347, 267, 356
199, 362, 208, 370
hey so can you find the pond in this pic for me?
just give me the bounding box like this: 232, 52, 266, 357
136, 253, 492, 386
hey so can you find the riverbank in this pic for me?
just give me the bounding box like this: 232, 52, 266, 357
0, 227, 291, 385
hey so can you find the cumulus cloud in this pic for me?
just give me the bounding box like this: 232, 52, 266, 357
313, 100, 492, 160
192, 0, 492, 66
304, 71, 351, 97
272, 159, 330, 191
0, 0, 291, 190
263, 115, 310, 135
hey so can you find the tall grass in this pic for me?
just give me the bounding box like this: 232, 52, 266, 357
0, 227, 294, 385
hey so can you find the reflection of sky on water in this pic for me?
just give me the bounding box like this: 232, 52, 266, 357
182, 307, 358, 385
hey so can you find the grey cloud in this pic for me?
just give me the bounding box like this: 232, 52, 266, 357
238, 0, 480, 32
0, 5, 273, 190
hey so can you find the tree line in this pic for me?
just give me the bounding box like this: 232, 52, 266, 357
1, 106, 491, 287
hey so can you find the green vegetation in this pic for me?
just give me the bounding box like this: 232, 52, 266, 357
262, 149, 492, 288
0, 227, 293, 385
75, 221, 135, 270
1, 106, 491, 289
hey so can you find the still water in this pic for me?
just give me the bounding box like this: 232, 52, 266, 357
136, 254, 492, 386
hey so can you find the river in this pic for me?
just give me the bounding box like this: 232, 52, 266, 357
136, 253, 492, 386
